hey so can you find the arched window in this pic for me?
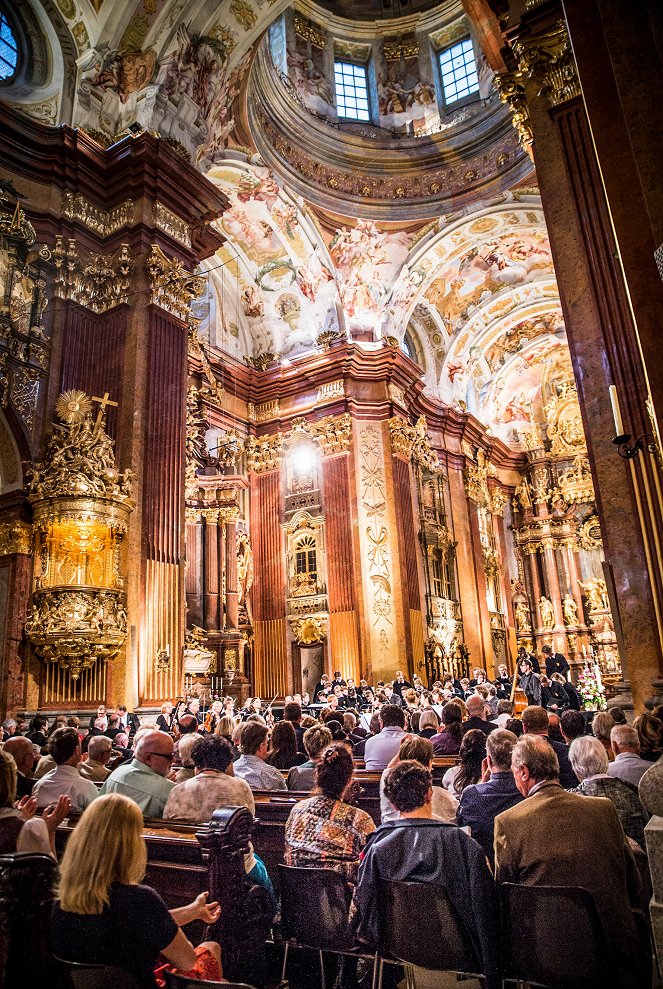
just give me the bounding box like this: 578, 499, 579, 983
0, 12, 18, 82
295, 535, 317, 580
401, 329, 422, 367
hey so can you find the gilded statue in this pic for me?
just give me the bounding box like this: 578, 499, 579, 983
562, 593, 578, 627
580, 578, 610, 613
538, 595, 555, 629
513, 477, 532, 510
514, 600, 532, 633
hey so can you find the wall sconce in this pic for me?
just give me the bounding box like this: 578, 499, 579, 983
610, 384, 659, 459
612, 432, 658, 460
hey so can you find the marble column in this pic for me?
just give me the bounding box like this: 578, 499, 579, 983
501, 6, 663, 710
225, 514, 239, 631
203, 511, 220, 632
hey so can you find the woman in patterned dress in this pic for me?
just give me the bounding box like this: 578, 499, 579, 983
284, 742, 375, 882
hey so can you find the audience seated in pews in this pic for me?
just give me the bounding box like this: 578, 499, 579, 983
353, 760, 500, 989
3, 735, 37, 797
265, 720, 307, 771
568, 735, 648, 849
608, 724, 653, 787
234, 722, 287, 791
362, 705, 406, 770
381, 735, 457, 824
32, 727, 98, 813
442, 728, 486, 799
78, 735, 113, 782
521, 705, 578, 789
163, 735, 276, 909
430, 701, 463, 755
457, 729, 522, 861
287, 724, 332, 792
494, 734, 650, 989
214, 715, 240, 759
173, 734, 200, 783
285, 742, 375, 880
0, 748, 69, 856
51, 793, 223, 986
100, 728, 175, 817
25, 715, 48, 750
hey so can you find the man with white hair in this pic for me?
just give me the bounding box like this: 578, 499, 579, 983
568, 735, 647, 848
494, 735, 648, 989
100, 729, 175, 817
607, 724, 652, 788
79, 735, 113, 782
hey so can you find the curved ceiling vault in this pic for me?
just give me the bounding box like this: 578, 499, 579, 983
7, 0, 572, 452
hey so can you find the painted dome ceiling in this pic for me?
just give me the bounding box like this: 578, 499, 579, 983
5, 0, 572, 451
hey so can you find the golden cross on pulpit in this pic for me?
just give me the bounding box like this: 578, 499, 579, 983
91, 392, 118, 432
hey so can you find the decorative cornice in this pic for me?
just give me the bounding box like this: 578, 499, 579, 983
146, 245, 205, 323
153, 202, 191, 248
513, 20, 581, 109
294, 13, 325, 48
316, 379, 344, 404
384, 39, 419, 61
248, 399, 280, 423
52, 237, 133, 314
61, 192, 135, 237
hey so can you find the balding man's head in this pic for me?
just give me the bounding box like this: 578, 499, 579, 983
466, 695, 487, 719
135, 730, 174, 777
3, 736, 35, 776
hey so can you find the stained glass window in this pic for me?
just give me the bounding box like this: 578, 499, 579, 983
0, 14, 18, 81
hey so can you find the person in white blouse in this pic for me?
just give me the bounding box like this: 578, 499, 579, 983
32, 727, 98, 813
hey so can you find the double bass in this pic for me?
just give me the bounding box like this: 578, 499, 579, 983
509, 667, 528, 716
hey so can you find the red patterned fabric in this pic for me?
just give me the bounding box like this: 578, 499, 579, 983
154, 944, 222, 986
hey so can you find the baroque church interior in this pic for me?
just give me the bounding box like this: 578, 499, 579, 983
2, 0, 663, 986
0, 1, 663, 731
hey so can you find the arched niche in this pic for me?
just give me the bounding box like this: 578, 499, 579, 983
0, 409, 23, 495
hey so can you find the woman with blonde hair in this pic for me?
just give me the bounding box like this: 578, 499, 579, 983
52, 793, 224, 986
215, 714, 240, 759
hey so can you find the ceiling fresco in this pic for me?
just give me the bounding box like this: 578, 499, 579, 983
5, 0, 573, 451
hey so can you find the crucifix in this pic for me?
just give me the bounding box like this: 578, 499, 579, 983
91, 392, 118, 433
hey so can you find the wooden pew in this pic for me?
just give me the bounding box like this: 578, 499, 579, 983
56, 807, 273, 985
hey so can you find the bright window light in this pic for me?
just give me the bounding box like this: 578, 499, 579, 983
0, 13, 18, 81
334, 61, 370, 122
439, 38, 479, 105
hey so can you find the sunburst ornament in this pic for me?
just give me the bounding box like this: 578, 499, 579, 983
55, 390, 92, 424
